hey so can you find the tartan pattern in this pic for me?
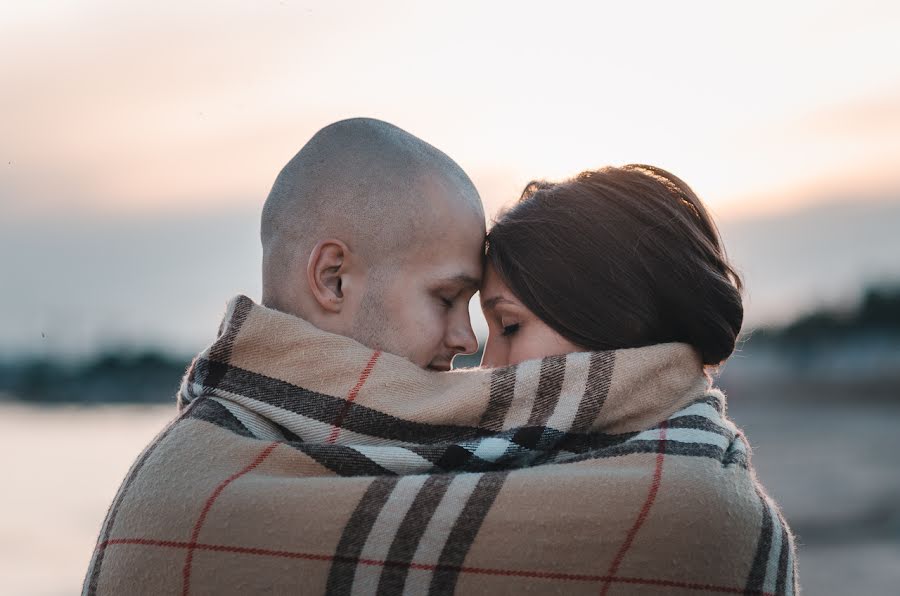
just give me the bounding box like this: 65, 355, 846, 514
84, 295, 798, 595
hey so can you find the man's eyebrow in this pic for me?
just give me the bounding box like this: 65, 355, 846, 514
435, 274, 480, 291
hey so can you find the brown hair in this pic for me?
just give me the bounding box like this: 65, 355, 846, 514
485, 164, 743, 366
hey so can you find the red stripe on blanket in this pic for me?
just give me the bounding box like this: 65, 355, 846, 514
600, 421, 668, 596
98, 536, 770, 595
327, 350, 382, 444
181, 441, 279, 596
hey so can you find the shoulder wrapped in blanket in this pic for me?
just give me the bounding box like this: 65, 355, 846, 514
84, 295, 798, 595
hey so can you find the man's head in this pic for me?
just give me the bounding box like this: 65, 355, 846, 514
261, 118, 485, 370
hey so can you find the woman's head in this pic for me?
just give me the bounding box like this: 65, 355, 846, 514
480, 164, 743, 368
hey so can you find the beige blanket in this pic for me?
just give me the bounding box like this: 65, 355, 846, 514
84, 295, 798, 595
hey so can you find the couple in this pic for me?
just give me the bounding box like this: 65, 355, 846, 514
85, 119, 797, 595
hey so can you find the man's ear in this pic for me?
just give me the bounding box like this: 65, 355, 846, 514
306, 239, 349, 313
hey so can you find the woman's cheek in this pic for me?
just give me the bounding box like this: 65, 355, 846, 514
515, 332, 545, 363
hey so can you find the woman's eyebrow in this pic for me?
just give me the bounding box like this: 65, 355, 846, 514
481, 295, 515, 311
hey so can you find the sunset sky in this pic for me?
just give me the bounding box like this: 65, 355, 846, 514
3, 0, 899, 220
1, 1, 899, 356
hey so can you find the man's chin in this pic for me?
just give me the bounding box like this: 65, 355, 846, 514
427, 362, 452, 372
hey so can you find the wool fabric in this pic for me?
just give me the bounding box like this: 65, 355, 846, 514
84, 295, 798, 595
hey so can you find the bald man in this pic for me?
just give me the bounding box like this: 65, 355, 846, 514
82, 119, 490, 595
261, 118, 485, 370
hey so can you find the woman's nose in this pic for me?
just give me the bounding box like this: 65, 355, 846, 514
479, 337, 505, 368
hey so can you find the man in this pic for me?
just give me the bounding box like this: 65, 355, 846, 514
83, 118, 487, 594
260, 117, 485, 370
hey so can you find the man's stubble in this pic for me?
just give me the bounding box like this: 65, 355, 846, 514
348, 268, 405, 357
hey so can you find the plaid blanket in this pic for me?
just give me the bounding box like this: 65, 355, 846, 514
84, 295, 798, 595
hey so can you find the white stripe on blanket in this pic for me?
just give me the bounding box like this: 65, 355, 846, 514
352, 446, 434, 475
501, 359, 542, 429
403, 473, 483, 596
208, 389, 339, 442
630, 427, 730, 451
207, 389, 419, 447
546, 352, 592, 432
764, 495, 785, 595
353, 475, 430, 596
669, 401, 723, 422
211, 397, 285, 440
785, 536, 795, 596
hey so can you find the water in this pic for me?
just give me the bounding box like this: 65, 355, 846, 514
727, 398, 900, 595
2, 399, 898, 595
0, 403, 174, 596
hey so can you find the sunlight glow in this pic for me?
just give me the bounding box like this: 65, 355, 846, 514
2, 0, 899, 221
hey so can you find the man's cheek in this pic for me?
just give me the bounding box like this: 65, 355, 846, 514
402, 304, 431, 346
417, 312, 442, 354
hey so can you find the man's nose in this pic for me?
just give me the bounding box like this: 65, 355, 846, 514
448, 313, 478, 356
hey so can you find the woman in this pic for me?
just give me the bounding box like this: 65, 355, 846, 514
481, 164, 743, 368
475, 164, 798, 594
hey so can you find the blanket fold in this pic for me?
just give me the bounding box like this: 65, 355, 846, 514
84, 295, 798, 595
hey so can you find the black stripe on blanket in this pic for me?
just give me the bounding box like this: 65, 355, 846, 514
192, 357, 733, 455
186, 392, 747, 475
553, 427, 639, 453
775, 521, 790, 595
326, 477, 401, 595
406, 427, 639, 472
559, 440, 737, 467
190, 358, 491, 444
662, 415, 735, 438
432, 444, 478, 471
290, 436, 744, 477
394, 444, 504, 474
526, 354, 567, 425
745, 489, 774, 594
290, 443, 396, 477
204, 295, 253, 387
429, 472, 509, 596
185, 397, 257, 439
571, 351, 615, 432
478, 366, 517, 430
697, 392, 726, 414
375, 475, 455, 595
723, 439, 750, 468
273, 421, 302, 442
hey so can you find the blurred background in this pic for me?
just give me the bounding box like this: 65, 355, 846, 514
1, 1, 899, 594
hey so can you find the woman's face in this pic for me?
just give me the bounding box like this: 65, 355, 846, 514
480, 263, 583, 367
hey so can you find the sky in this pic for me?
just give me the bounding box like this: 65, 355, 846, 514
3, 0, 900, 219
1, 0, 899, 357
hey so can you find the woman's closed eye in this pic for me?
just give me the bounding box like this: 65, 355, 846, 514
501, 323, 520, 337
